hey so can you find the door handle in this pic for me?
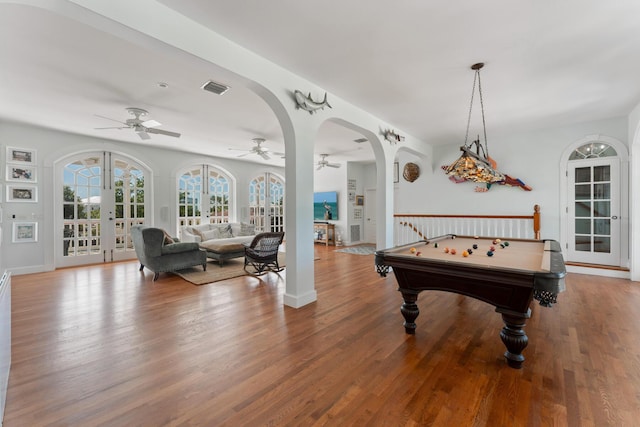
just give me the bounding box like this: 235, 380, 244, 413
612, 216, 618, 220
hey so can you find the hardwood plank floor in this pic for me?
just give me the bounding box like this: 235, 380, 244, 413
4, 246, 640, 426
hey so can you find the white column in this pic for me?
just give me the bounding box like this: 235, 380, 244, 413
282, 117, 320, 307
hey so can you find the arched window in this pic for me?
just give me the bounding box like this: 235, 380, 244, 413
178, 165, 231, 227
569, 142, 617, 160
249, 173, 285, 232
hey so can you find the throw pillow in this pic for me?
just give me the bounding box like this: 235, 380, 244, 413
201, 228, 220, 241
238, 222, 255, 236
162, 230, 175, 245
189, 227, 205, 241
216, 223, 233, 238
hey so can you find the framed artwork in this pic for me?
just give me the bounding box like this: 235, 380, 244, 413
394, 162, 400, 183
6, 184, 37, 202
6, 164, 37, 182
12, 221, 38, 243
6, 147, 36, 165
355, 195, 364, 206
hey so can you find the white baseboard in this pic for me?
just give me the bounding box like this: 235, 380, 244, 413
566, 265, 631, 279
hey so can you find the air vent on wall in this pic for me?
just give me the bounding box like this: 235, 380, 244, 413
201, 80, 230, 95
350, 225, 361, 242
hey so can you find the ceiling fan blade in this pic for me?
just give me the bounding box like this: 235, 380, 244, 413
272, 151, 285, 157
260, 152, 271, 160
327, 163, 341, 168
237, 152, 250, 157
137, 131, 151, 140
141, 119, 161, 128
95, 114, 127, 125
317, 165, 323, 170
94, 126, 128, 130
146, 128, 181, 138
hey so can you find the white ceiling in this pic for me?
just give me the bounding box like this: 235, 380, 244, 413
2, 1, 640, 167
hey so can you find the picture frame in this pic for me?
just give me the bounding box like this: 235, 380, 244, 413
6, 146, 36, 165
394, 162, 400, 183
6, 184, 38, 203
6, 164, 37, 183
355, 195, 364, 206
12, 221, 38, 243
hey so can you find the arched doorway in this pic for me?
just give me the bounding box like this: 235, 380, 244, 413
561, 136, 628, 267
177, 164, 233, 228
57, 151, 150, 267
249, 173, 285, 232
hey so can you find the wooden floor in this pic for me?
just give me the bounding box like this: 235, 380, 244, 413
4, 245, 640, 426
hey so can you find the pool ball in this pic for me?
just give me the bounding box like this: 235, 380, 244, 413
410, 247, 416, 253
490, 245, 496, 252
467, 249, 473, 254
434, 242, 439, 248
450, 249, 457, 255
500, 243, 506, 249
487, 250, 494, 257
504, 241, 510, 247
472, 244, 478, 250
416, 251, 421, 256
444, 247, 450, 253
474, 235, 479, 239
462, 251, 469, 257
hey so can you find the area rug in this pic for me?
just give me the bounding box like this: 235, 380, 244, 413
334, 245, 376, 255
173, 252, 286, 285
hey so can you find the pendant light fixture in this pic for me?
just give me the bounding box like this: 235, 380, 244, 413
444, 63, 504, 183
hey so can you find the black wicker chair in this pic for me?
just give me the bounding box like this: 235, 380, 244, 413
243, 232, 285, 275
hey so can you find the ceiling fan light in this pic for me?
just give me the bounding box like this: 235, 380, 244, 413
201, 80, 230, 95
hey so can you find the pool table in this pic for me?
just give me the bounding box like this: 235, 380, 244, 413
375, 234, 566, 368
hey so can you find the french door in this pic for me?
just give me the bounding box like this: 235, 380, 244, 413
567, 158, 620, 265
249, 173, 285, 232
58, 152, 148, 267
178, 165, 230, 228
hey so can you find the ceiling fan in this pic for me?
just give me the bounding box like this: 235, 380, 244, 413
229, 138, 284, 161
317, 154, 341, 170
95, 107, 181, 140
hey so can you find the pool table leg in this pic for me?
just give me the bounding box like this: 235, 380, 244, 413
400, 291, 420, 334
498, 311, 530, 369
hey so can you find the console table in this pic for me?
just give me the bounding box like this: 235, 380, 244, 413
314, 223, 335, 246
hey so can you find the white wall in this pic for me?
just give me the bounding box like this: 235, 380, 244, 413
394, 116, 628, 240
0, 121, 285, 273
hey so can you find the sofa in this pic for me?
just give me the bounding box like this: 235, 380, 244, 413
131, 225, 207, 281
181, 222, 257, 266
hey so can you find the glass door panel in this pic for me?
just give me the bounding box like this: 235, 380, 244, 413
568, 159, 619, 265
58, 152, 148, 267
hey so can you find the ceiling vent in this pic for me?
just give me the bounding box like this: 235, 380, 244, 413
201, 80, 230, 95
354, 138, 368, 143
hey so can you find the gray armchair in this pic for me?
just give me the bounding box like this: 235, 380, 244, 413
131, 225, 207, 281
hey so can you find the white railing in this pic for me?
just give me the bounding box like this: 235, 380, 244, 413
394, 205, 540, 246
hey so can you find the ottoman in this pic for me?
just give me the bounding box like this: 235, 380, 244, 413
199, 238, 252, 267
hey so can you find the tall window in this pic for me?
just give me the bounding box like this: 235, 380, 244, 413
178, 165, 231, 227
249, 173, 285, 232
